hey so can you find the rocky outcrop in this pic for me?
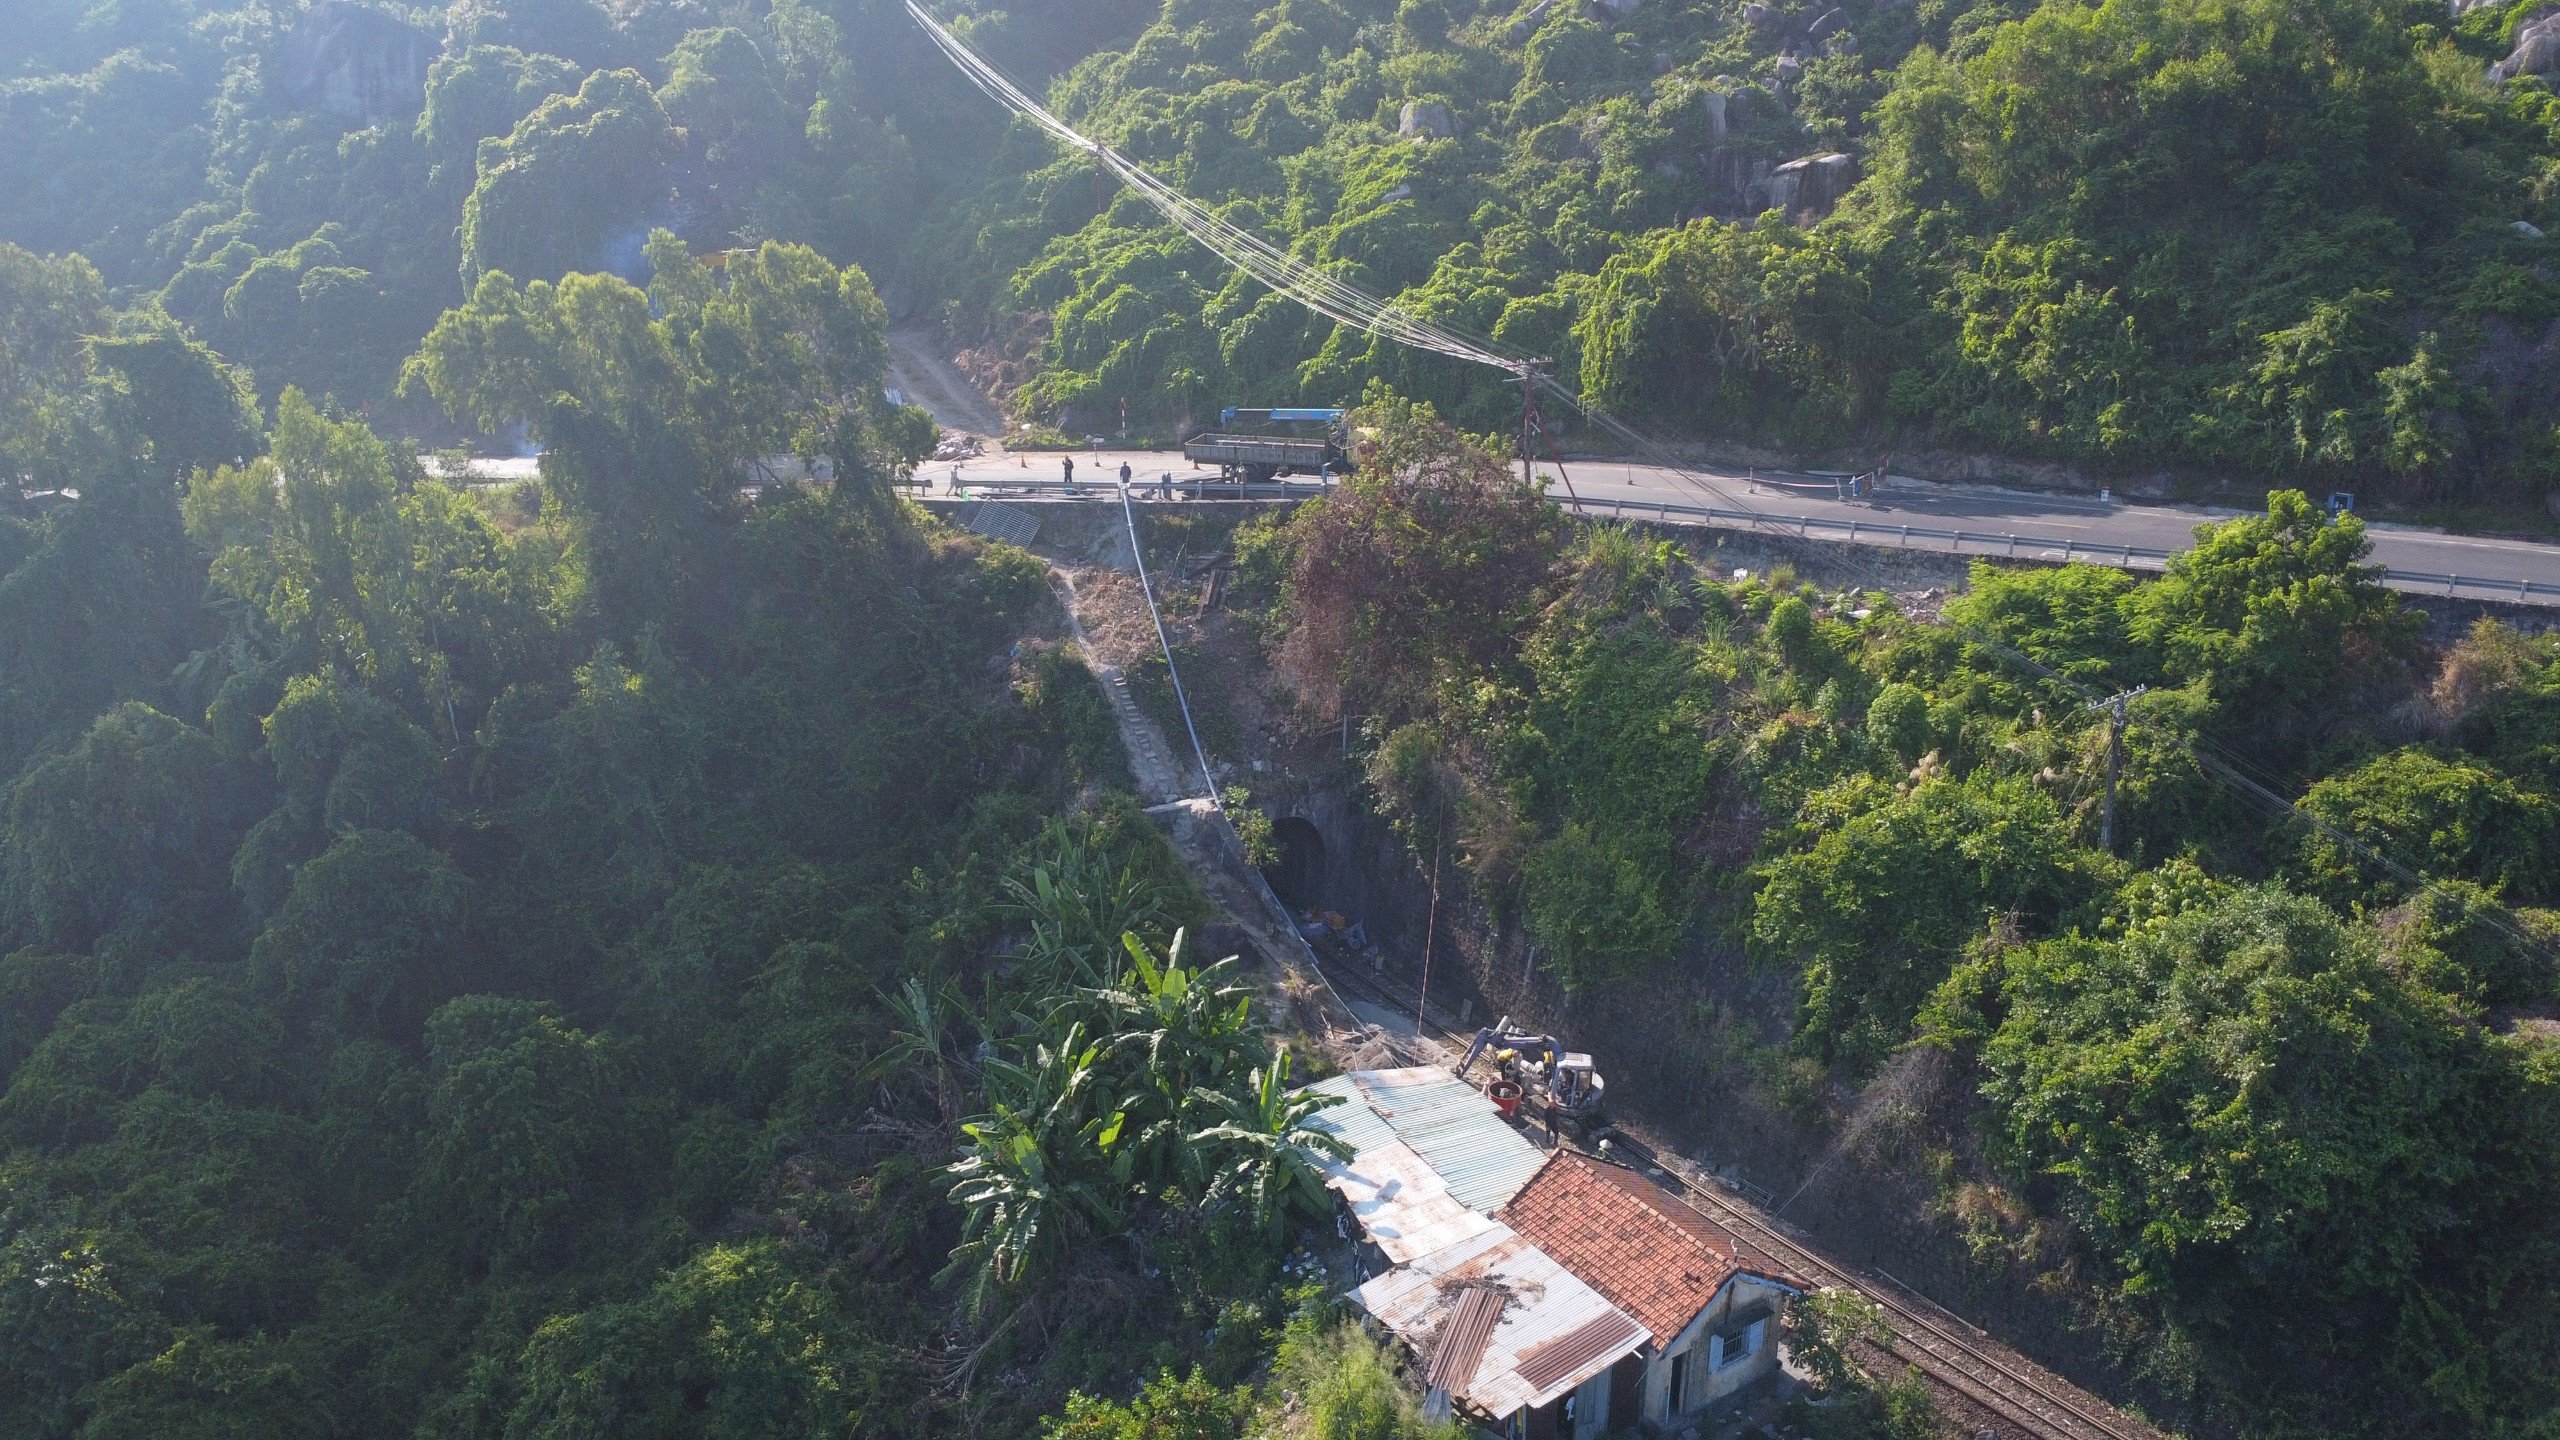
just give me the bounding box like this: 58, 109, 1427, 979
1398, 101, 1456, 139
274, 2, 435, 124
1762, 152, 1854, 221
2494, 12, 2560, 81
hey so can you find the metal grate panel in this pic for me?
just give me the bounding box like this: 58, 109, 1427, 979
964, 502, 1040, 547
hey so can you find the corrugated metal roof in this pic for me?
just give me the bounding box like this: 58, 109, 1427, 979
1358, 1222, 1652, 1421
1422, 1285, 1507, 1391
1301, 1075, 1398, 1155
1343, 1067, 1549, 1213
1315, 1136, 1499, 1266
1515, 1309, 1646, 1393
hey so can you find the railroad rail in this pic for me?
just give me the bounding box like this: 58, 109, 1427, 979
1289, 941, 2163, 1440
1103, 504, 2163, 1439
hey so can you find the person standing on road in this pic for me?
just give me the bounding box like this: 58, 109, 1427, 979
1062, 454, 1075, 493
1118, 460, 1132, 489
1160, 471, 1174, 501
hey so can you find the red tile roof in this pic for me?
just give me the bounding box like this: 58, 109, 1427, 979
1499, 1151, 1803, 1341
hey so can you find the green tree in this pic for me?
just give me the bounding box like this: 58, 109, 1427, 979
0, 243, 105, 493
1939, 561, 2146, 690
403, 239, 909, 623
249, 829, 468, 1040
1865, 682, 1932, 768
458, 68, 677, 284
2122, 490, 2417, 757
0, 476, 208, 767
184, 391, 426, 693
1755, 771, 2093, 1065
418, 45, 581, 184
1046, 1370, 1252, 1440
419, 996, 643, 1272
499, 1241, 870, 1440
1, 703, 236, 950
657, 29, 792, 182
77, 1328, 322, 1440
0, 1213, 154, 1439
86, 322, 260, 486
1944, 883, 2560, 1433
2295, 747, 2559, 906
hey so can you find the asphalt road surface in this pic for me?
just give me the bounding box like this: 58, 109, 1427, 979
932, 446, 2560, 608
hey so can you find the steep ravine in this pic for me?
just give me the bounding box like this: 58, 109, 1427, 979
956, 493, 2204, 1436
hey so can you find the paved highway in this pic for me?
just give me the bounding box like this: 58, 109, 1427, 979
448, 446, 2560, 607
932, 446, 2560, 608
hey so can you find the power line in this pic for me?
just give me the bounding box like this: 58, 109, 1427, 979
905, 1, 2558, 973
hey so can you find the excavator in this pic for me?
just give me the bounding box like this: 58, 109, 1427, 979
1456, 1017, 1607, 1140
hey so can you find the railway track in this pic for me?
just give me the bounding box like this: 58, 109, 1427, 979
1626, 1141, 2159, 1440
1293, 944, 2163, 1440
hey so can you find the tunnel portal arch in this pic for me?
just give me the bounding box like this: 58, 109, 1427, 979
1263, 816, 1326, 913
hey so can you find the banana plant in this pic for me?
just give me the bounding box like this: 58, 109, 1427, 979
1001, 826, 1174, 990
940, 1023, 1125, 1314
1186, 1053, 1350, 1243
856, 975, 979, 1125
1088, 929, 1260, 1187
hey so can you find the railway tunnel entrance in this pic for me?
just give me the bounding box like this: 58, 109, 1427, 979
1261, 816, 1326, 913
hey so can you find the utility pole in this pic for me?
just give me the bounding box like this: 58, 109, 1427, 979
2087, 686, 2147, 854
1415, 837, 1443, 1041
1514, 362, 1543, 490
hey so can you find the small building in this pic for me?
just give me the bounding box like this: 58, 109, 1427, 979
1304, 1068, 1804, 1438
1503, 1151, 1805, 1433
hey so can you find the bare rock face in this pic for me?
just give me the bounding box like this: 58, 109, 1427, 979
274, 2, 435, 124
1509, 0, 1558, 40
1398, 100, 1456, 139
1762, 152, 1855, 221
2494, 12, 2560, 81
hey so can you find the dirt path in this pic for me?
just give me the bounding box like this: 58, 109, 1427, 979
888, 329, 1008, 437
1048, 568, 1191, 806
1025, 520, 1410, 1065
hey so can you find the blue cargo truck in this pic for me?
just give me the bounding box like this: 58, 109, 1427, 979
1181, 407, 1353, 486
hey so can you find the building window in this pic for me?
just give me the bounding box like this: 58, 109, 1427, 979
1710, 1316, 1767, 1371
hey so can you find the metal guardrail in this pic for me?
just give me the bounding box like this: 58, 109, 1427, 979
1557, 493, 2559, 605
937, 475, 1331, 500
922, 481, 2559, 605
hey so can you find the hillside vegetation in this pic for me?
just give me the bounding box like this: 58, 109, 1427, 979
7, 3, 2560, 1438
964, 0, 2560, 505
1229, 400, 2560, 1436
14, 1, 2560, 502
0, 212, 1483, 1435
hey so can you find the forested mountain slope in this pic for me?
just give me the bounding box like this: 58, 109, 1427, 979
8, 4, 2560, 1438
1225, 405, 2560, 1438
0, 223, 1408, 1436
15, 0, 2560, 505
938, 0, 2560, 504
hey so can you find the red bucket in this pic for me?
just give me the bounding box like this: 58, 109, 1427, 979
1486, 1080, 1524, 1118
